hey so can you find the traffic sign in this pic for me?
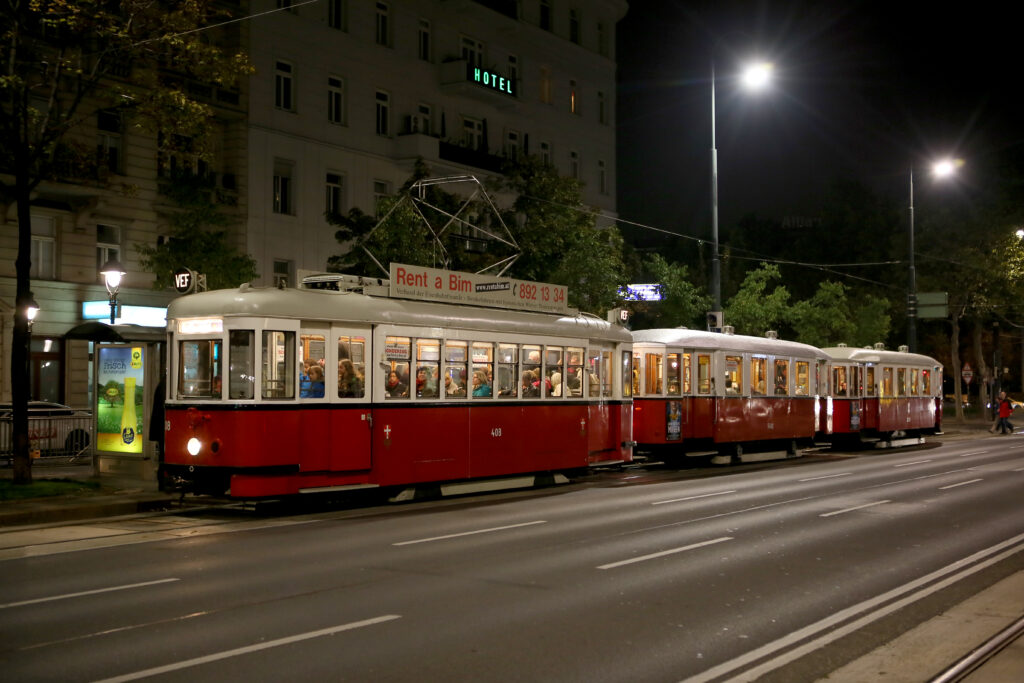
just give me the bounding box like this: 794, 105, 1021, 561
962, 363, 973, 385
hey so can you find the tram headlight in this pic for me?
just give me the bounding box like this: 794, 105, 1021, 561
187, 437, 202, 456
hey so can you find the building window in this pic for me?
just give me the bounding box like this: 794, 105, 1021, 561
569, 79, 579, 114
96, 109, 122, 174
539, 66, 552, 104
597, 21, 608, 56
30, 337, 63, 403
540, 141, 552, 165
505, 129, 521, 161
272, 259, 291, 288
461, 35, 484, 69
273, 160, 294, 215
328, 76, 345, 124
598, 91, 607, 124
96, 224, 121, 273
418, 18, 431, 61
569, 150, 579, 179
30, 215, 56, 280
325, 173, 344, 218
328, 0, 346, 30
275, 60, 294, 111
276, 0, 295, 12
463, 116, 483, 151
569, 8, 580, 44
539, 0, 551, 31
413, 102, 432, 135
507, 55, 519, 92
375, 90, 390, 136
373, 180, 391, 216
375, 1, 391, 47
598, 160, 607, 194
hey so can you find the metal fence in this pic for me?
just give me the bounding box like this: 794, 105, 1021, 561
0, 414, 93, 463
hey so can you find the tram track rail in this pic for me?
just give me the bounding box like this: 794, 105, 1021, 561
928, 613, 1024, 683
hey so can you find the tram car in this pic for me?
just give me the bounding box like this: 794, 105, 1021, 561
161, 270, 633, 498
630, 328, 830, 464
819, 344, 943, 447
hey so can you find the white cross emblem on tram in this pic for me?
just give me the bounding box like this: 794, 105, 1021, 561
384, 425, 392, 439
579, 418, 586, 430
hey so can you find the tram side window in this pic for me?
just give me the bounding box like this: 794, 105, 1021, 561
751, 356, 767, 396
471, 342, 494, 398
622, 351, 632, 398
631, 352, 641, 396
922, 369, 931, 396
666, 353, 681, 395
724, 355, 742, 395
545, 346, 564, 397
337, 336, 366, 398
262, 331, 295, 399
683, 353, 693, 393
897, 368, 907, 397
587, 350, 601, 397
566, 347, 584, 397
416, 338, 440, 398
910, 368, 920, 396
444, 341, 468, 398
881, 367, 894, 397
795, 361, 809, 395
774, 359, 789, 395
697, 354, 711, 394
866, 367, 876, 396
645, 353, 663, 395
497, 343, 517, 397
600, 350, 613, 397
833, 366, 848, 397
522, 344, 541, 397
228, 331, 254, 400
384, 336, 411, 399
179, 339, 223, 399
299, 333, 326, 399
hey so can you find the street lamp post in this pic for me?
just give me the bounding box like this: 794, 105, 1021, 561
709, 59, 773, 324
100, 258, 127, 325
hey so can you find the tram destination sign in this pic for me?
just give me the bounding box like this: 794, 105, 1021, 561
389, 263, 571, 315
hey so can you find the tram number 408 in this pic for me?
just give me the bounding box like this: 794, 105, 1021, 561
490, 428, 502, 438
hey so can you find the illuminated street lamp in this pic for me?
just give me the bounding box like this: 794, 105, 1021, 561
710, 59, 774, 325
22, 293, 39, 331
907, 158, 962, 352
100, 258, 127, 324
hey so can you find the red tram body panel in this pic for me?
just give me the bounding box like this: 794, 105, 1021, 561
630, 329, 829, 459
161, 272, 633, 498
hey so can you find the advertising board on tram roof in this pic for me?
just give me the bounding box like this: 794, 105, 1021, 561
389, 263, 572, 315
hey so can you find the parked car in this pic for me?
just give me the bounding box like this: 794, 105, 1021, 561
0, 401, 92, 460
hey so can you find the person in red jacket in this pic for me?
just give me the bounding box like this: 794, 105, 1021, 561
997, 391, 1015, 434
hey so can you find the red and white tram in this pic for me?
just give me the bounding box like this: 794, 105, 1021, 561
819, 344, 943, 447
162, 272, 633, 498
630, 328, 829, 463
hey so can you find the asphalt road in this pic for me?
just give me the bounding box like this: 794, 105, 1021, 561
1, 436, 1023, 682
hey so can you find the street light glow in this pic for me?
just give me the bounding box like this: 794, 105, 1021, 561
931, 158, 961, 178
741, 62, 774, 90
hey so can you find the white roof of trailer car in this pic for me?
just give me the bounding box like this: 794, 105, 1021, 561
631, 328, 830, 361
821, 346, 942, 368
167, 284, 632, 344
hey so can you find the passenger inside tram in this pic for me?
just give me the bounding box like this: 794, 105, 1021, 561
301, 365, 325, 398
386, 369, 409, 398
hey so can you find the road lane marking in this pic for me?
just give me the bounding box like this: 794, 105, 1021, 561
894, 459, 932, 467
91, 615, 402, 683
682, 532, 1024, 683
798, 472, 852, 482
939, 478, 984, 490
958, 450, 989, 457
819, 500, 890, 517
0, 578, 179, 610
393, 520, 546, 546
652, 490, 736, 506
597, 537, 733, 570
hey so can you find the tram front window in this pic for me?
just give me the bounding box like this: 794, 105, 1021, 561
178, 339, 223, 399
229, 331, 254, 400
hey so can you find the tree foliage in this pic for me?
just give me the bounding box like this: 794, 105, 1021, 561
633, 254, 710, 329
723, 263, 790, 336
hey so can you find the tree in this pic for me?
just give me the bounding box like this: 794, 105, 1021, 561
1, 0, 250, 484
724, 263, 790, 336
136, 170, 258, 290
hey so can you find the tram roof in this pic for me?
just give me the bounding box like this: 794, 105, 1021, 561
631, 328, 829, 360
166, 284, 632, 343
820, 346, 942, 368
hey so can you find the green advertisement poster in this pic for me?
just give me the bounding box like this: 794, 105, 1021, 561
96, 345, 145, 453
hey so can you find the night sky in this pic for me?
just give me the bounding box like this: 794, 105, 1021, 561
616, 0, 1022, 247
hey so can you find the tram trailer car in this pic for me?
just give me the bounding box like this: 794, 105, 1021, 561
630, 328, 830, 463
161, 276, 633, 498
820, 345, 943, 447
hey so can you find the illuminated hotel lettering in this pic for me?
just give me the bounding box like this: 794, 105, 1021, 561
467, 65, 516, 98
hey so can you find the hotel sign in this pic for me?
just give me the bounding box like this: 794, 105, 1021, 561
467, 64, 517, 98
390, 263, 570, 315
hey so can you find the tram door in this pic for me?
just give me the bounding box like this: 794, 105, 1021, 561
330, 327, 372, 471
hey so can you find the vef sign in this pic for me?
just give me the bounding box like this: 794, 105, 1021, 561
466, 64, 517, 98
174, 267, 196, 294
